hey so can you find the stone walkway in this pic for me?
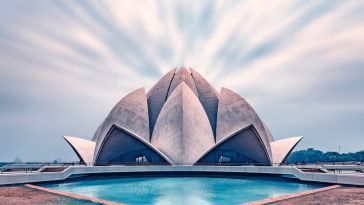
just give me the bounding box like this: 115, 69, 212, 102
0, 186, 101, 205
268, 187, 364, 205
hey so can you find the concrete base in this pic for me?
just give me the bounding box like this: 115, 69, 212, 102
0, 165, 363, 186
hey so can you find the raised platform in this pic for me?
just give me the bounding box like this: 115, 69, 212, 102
1, 165, 363, 186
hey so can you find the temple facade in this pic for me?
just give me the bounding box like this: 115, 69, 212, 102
64, 67, 302, 166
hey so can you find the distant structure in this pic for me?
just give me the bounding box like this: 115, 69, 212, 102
64, 67, 302, 166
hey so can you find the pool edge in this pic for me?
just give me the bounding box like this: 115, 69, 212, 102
24, 184, 125, 205
25, 180, 337, 205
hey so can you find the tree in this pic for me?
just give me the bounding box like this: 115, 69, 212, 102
286, 148, 364, 163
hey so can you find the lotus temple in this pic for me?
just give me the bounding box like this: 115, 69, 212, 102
64, 67, 302, 166
1, 67, 363, 205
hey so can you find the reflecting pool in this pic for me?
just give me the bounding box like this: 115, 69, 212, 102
44, 176, 323, 205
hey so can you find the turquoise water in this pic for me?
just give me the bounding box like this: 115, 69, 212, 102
44, 176, 323, 205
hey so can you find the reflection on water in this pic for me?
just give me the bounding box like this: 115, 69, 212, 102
44, 177, 322, 205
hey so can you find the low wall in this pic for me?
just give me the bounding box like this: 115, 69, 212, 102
0, 165, 363, 186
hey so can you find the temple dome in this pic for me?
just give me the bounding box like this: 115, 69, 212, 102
64, 67, 302, 166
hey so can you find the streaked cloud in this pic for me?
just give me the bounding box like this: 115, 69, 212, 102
0, 0, 363, 161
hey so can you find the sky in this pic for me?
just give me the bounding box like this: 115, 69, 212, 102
0, 0, 363, 162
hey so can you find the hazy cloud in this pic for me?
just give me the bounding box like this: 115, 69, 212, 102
0, 0, 363, 161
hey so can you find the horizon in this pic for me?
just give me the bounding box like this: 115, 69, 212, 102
0, 1, 363, 161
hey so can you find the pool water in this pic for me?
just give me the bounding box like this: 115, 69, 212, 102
44, 176, 323, 205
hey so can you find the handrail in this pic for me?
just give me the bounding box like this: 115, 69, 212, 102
1, 165, 364, 186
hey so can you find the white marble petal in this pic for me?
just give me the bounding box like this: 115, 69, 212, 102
63, 136, 95, 165
151, 82, 215, 165
93, 88, 150, 161
216, 87, 272, 161
270, 136, 303, 164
